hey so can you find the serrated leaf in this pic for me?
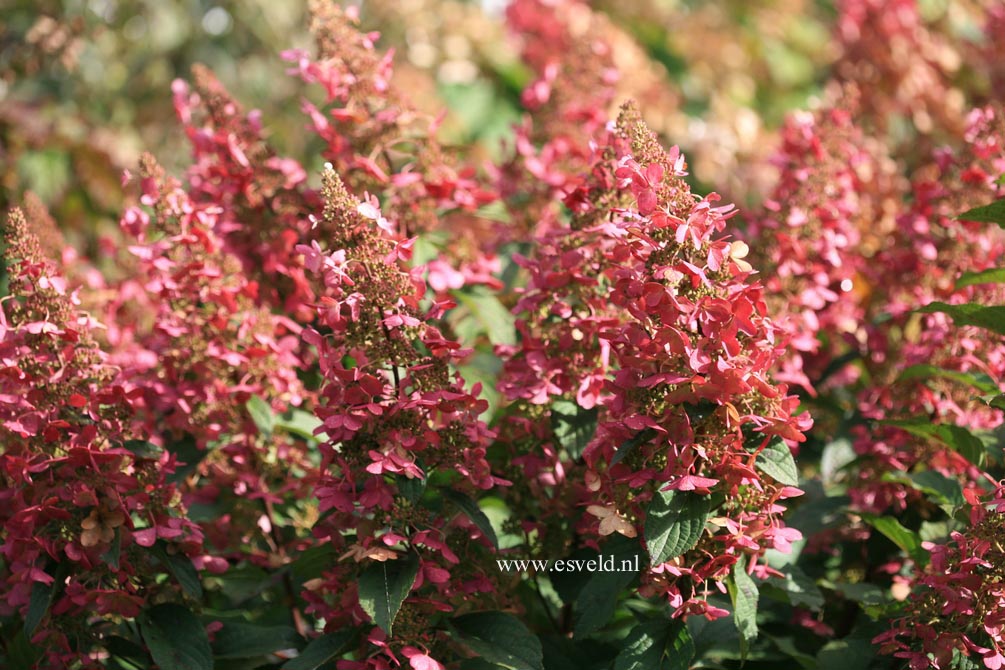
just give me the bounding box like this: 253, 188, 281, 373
282, 630, 355, 670
358, 553, 419, 635
212, 622, 301, 660
614, 620, 694, 670
862, 514, 922, 559
550, 399, 598, 461
957, 197, 1005, 227
728, 556, 759, 660
246, 396, 275, 435
139, 604, 212, 670
452, 611, 543, 670
444, 490, 499, 549
644, 489, 713, 565
917, 302, 1005, 337
755, 439, 799, 486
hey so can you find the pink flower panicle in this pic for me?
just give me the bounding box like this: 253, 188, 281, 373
0, 206, 201, 669
499, 101, 811, 620
296, 167, 507, 654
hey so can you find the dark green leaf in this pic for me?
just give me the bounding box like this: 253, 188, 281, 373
728, 556, 759, 660
897, 364, 999, 393
5, 628, 42, 670
102, 526, 122, 570
612, 428, 658, 466
884, 419, 986, 468
644, 489, 713, 565
862, 514, 922, 559
917, 302, 1005, 337
358, 553, 419, 635
139, 603, 213, 670
771, 566, 824, 610
123, 439, 164, 459
956, 268, 1005, 289
166, 434, 205, 484
909, 470, 965, 510
247, 396, 275, 435
444, 490, 499, 549
397, 475, 427, 506
573, 536, 642, 636
755, 439, 799, 486
25, 581, 53, 635
550, 399, 598, 461
105, 636, 152, 668
212, 622, 301, 660
452, 611, 544, 670
282, 630, 356, 670
957, 198, 1005, 227
540, 636, 617, 670
153, 543, 203, 599
614, 620, 694, 670
291, 545, 338, 583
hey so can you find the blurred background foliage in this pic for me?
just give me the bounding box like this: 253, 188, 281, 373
0, 0, 999, 243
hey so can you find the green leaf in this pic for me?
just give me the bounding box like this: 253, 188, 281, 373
909, 470, 965, 510
754, 439, 799, 486
102, 527, 122, 570
957, 197, 1005, 227
123, 439, 164, 459
897, 364, 999, 393
275, 409, 324, 441
452, 611, 544, 670
611, 428, 658, 466
644, 489, 713, 565
453, 286, 516, 346
152, 543, 203, 599
917, 302, 1005, 337
25, 581, 53, 635
883, 419, 986, 467
212, 622, 301, 660
573, 536, 642, 637
246, 396, 275, 435
771, 565, 824, 610
614, 620, 694, 670
5, 628, 42, 670
282, 630, 356, 670
956, 268, 1005, 289
444, 490, 499, 549
728, 556, 759, 660
397, 475, 427, 506
139, 603, 213, 670
165, 434, 205, 484
550, 399, 598, 461
291, 544, 338, 583
357, 553, 420, 635
862, 514, 923, 559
